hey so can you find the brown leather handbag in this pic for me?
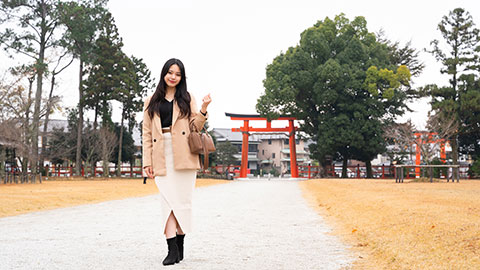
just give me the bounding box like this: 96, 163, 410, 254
188, 123, 216, 169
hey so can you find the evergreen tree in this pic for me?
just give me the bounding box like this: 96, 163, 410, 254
111, 123, 135, 165
425, 8, 480, 177
83, 11, 124, 177
256, 14, 416, 177
57, 0, 108, 176
458, 73, 480, 161
114, 55, 154, 176
215, 141, 237, 177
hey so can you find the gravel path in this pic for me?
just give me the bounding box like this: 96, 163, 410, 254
0, 180, 353, 269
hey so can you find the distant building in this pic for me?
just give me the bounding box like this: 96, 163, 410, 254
213, 128, 312, 175
212, 128, 261, 173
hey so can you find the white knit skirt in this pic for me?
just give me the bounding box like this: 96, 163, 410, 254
154, 133, 196, 234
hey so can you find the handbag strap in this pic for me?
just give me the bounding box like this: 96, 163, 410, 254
203, 141, 209, 170
190, 122, 209, 134
189, 121, 199, 133
198, 153, 209, 172
202, 133, 209, 170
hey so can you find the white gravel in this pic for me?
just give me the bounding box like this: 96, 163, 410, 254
0, 180, 353, 269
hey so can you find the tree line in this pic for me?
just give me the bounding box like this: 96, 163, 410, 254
257, 9, 480, 178
0, 0, 154, 181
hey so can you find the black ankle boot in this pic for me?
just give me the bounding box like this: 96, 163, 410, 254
176, 234, 185, 261
162, 237, 179, 266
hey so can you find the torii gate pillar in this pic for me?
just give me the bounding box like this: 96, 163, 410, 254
240, 120, 249, 178
288, 120, 298, 177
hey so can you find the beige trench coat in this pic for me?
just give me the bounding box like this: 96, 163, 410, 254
142, 93, 207, 176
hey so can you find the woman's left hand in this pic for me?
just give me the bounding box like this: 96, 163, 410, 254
201, 93, 211, 113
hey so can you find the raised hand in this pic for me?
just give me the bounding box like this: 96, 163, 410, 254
201, 93, 212, 113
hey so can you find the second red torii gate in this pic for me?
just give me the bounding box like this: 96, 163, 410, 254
414, 131, 447, 178
225, 113, 299, 178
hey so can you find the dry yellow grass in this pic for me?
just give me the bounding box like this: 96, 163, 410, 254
0, 178, 228, 218
300, 179, 480, 270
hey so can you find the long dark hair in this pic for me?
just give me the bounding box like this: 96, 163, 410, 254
146, 58, 191, 120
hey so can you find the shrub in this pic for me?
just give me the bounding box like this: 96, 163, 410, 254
470, 159, 480, 178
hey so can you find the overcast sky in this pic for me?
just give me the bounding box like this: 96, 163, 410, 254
2, 0, 480, 130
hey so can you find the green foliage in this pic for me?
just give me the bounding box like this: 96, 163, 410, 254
430, 158, 447, 178
111, 123, 135, 163
121, 56, 155, 133
377, 32, 425, 77
83, 11, 124, 127
426, 8, 480, 166
256, 14, 416, 177
57, 0, 109, 174
57, 0, 108, 63
470, 159, 480, 178
365, 65, 411, 99
269, 168, 280, 177
0, 0, 60, 64
214, 141, 237, 169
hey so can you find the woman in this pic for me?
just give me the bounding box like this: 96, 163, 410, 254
142, 58, 211, 266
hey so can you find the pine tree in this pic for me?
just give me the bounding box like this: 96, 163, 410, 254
83, 12, 123, 177
426, 8, 480, 177
1, 0, 62, 181
114, 55, 154, 176
57, 0, 108, 176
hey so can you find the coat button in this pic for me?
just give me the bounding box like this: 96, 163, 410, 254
153, 139, 157, 142
182, 131, 186, 135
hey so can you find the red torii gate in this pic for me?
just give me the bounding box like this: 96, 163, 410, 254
414, 131, 447, 178
225, 113, 299, 178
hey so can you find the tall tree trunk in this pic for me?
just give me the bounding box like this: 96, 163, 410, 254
342, 156, 348, 178
23, 76, 34, 179
102, 100, 109, 178
93, 105, 98, 130
102, 131, 109, 177
75, 60, 84, 176
452, 48, 459, 180
320, 160, 328, 178
116, 108, 125, 177
31, 1, 51, 183
40, 74, 56, 168
92, 161, 96, 177
21, 158, 28, 183
128, 121, 134, 176
26, 76, 34, 132
451, 136, 459, 179
31, 48, 46, 183
0, 147, 4, 180
92, 110, 99, 178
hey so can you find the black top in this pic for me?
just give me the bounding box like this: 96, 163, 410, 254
159, 99, 173, 128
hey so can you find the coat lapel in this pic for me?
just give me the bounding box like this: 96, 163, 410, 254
171, 100, 179, 128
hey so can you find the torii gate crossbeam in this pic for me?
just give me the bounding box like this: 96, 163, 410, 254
226, 113, 299, 178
